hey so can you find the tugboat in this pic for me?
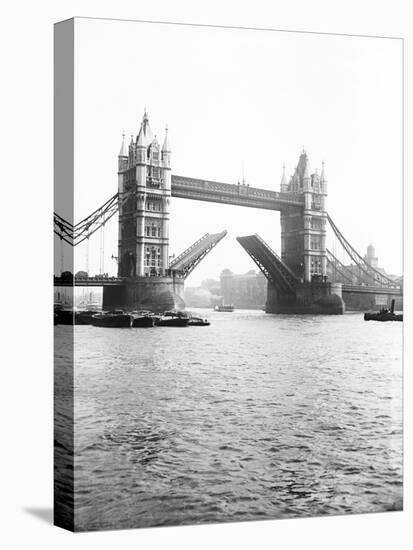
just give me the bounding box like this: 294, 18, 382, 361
214, 304, 234, 312
364, 299, 403, 322
155, 310, 189, 327
91, 310, 132, 327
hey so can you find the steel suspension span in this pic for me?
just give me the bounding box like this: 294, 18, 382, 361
326, 249, 356, 285
54, 191, 128, 246
326, 215, 398, 288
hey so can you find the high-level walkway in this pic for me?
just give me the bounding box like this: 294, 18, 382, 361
171, 175, 303, 211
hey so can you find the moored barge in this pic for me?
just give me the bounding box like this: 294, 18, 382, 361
92, 310, 132, 327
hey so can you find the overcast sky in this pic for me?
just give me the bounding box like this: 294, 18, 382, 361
56, 18, 403, 284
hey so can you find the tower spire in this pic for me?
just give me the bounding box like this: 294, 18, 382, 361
320, 161, 327, 182
137, 110, 153, 147
161, 124, 171, 168
280, 164, 288, 192
162, 125, 171, 153
303, 158, 310, 180
136, 123, 144, 147
118, 132, 128, 157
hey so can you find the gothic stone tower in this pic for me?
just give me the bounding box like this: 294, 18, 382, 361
117, 111, 171, 278
268, 150, 344, 314
280, 150, 328, 282
103, 111, 184, 312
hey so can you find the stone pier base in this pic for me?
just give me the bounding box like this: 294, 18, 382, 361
266, 280, 345, 314
102, 276, 185, 313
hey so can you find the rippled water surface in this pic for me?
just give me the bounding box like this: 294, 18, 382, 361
56, 310, 403, 531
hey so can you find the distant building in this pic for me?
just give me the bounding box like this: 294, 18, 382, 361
364, 244, 378, 269
184, 278, 221, 308
220, 269, 267, 309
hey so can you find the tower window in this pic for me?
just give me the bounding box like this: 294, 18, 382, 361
311, 236, 321, 250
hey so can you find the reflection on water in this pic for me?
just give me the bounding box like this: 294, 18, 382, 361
55, 309, 402, 531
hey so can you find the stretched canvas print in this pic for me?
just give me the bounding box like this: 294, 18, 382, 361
54, 17, 403, 532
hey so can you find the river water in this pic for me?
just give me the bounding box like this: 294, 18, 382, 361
55, 309, 403, 531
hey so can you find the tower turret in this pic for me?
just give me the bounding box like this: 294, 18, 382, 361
280, 165, 288, 193
161, 126, 171, 169
320, 161, 327, 194
118, 132, 128, 171
136, 123, 146, 165
303, 155, 311, 191
128, 134, 135, 166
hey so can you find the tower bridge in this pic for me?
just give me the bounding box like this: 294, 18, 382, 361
54, 110, 402, 314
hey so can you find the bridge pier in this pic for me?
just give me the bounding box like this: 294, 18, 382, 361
102, 276, 185, 312
266, 280, 345, 314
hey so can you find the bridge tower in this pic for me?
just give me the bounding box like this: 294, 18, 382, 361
117, 111, 171, 278
280, 150, 328, 282
102, 111, 183, 312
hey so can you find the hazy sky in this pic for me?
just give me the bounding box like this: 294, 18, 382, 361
56, 18, 403, 284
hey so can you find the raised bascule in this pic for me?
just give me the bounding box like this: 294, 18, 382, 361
54, 111, 402, 314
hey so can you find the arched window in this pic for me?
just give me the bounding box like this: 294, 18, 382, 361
151, 247, 157, 266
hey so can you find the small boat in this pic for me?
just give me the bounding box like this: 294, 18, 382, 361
364, 299, 403, 322
92, 310, 132, 327
155, 310, 189, 327
214, 304, 234, 312
54, 307, 74, 325
131, 312, 155, 327
75, 309, 99, 325
187, 316, 210, 326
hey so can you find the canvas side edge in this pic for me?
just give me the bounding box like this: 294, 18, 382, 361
53, 17, 75, 533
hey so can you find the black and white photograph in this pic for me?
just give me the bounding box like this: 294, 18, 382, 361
52, 16, 404, 533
